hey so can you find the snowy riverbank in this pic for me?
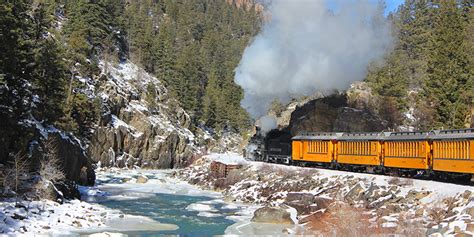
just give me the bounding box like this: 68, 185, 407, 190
175, 153, 474, 236
1, 167, 296, 236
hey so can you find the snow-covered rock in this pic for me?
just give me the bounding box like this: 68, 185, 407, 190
88, 61, 207, 168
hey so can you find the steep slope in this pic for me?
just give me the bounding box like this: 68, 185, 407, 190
87, 61, 208, 169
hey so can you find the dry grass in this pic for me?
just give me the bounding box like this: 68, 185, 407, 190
428, 206, 447, 224
301, 202, 426, 237
426, 196, 458, 225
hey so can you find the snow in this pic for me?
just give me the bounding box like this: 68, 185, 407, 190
186, 203, 218, 212
205, 153, 248, 165
177, 153, 474, 235
382, 222, 398, 228
111, 115, 143, 138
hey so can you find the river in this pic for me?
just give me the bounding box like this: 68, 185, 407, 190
77, 169, 267, 236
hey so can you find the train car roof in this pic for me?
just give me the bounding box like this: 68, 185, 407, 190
429, 128, 474, 140
292, 131, 341, 140
337, 132, 384, 141
383, 131, 430, 141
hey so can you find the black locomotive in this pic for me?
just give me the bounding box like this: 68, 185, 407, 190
243, 127, 292, 164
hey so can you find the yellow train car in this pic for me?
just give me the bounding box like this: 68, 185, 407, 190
383, 131, 431, 170
431, 129, 474, 174
291, 132, 338, 165
336, 133, 383, 167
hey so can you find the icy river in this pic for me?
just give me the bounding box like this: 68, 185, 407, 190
77, 169, 273, 236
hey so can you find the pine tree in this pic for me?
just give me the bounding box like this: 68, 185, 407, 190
0, 1, 35, 160
31, 3, 68, 124
425, 0, 471, 128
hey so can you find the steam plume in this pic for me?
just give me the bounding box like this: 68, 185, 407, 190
235, 0, 393, 120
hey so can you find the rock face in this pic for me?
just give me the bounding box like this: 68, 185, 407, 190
29, 128, 95, 186
251, 206, 294, 224
288, 94, 386, 135
88, 62, 208, 169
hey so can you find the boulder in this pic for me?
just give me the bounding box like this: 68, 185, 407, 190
288, 94, 386, 135
29, 132, 95, 186
136, 175, 149, 184
251, 206, 294, 224
313, 197, 332, 208
286, 192, 315, 205
344, 183, 366, 202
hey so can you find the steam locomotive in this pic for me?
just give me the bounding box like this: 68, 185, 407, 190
244, 127, 293, 164
244, 128, 474, 179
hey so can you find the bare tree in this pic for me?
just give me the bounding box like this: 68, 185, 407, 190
35, 138, 65, 200
2, 152, 30, 203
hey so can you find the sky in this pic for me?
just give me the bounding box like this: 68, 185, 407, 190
385, 0, 405, 15
324, 0, 405, 15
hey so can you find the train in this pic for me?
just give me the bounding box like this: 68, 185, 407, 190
244, 128, 474, 180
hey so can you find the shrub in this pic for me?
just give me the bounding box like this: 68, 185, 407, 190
35, 138, 66, 201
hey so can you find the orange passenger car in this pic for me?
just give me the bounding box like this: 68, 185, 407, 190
382, 131, 431, 170
291, 132, 338, 165
336, 133, 383, 166
431, 129, 474, 174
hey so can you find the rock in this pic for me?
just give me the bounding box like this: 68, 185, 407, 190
286, 192, 315, 205
12, 213, 26, 220
454, 233, 472, 237
415, 208, 425, 217
285, 202, 310, 215
29, 133, 95, 186
426, 224, 449, 236
313, 197, 333, 210
344, 183, 365, 202
251, 206, 294, 224
87, 62, 203, 169
288, 94, 386, 135
466, 223, 474, 232
454, 226, 462, 234
136, 175, 149, 184
415, 191, 430, 200
463, 190, 472, 199
428, 233, 443, 237
55, 181, 81, 200
464, 207, 474, 217
122, 177, 132, 183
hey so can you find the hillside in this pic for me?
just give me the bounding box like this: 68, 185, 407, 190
0, 0, 261, 199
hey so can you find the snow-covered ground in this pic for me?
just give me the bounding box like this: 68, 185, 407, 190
0, 166, 296, 236
0, 196, 177, 236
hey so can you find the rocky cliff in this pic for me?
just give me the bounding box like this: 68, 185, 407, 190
87, 62, 209, 169
287, 93, 387, 135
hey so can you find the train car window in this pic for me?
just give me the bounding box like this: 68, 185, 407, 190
455, 141, 458, 159
464, 141, 467, 159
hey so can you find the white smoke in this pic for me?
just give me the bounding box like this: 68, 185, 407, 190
259, 115, 278, 134
235, 0, 393, 120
